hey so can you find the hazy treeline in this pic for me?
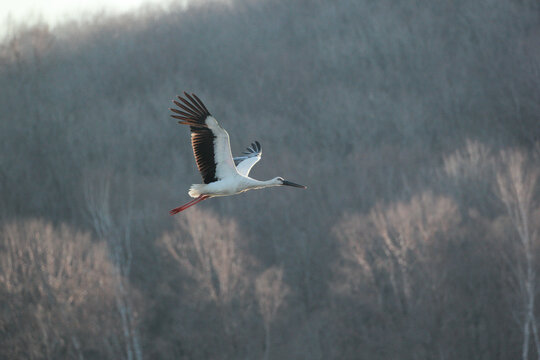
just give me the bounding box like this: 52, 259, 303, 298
1, 0, 540, 358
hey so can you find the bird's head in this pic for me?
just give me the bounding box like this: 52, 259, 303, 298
274, 177, 307, 189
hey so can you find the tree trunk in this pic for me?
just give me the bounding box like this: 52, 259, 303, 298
263, 323, 271, 360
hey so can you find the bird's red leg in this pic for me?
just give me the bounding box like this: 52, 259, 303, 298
169, 195, 209, 215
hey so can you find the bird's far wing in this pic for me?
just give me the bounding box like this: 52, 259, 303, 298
170, 92, 238, 184
233, 141, 262, 177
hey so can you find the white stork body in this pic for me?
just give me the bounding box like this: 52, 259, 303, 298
189, 176, 279, 198
169, 92, 306, 215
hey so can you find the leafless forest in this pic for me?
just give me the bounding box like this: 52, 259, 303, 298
1, 0, 540, 358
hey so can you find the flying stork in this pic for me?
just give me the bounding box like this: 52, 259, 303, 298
169, 92, 306, 215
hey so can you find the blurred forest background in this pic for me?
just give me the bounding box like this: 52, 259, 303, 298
1, 0, 540, 358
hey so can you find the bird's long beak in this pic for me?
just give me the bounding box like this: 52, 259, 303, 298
282, 180, 307, 189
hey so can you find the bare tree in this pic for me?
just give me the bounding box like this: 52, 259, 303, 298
442, 140, 494, 180
161, 207, 248, 306
496, 149, 540, 360
159, 206, 252, 357
332, 192, 461, 358
369, 192, 459, 313
0, 219, 118, 359
256, 266, 289, 360
83, 170, 143, 360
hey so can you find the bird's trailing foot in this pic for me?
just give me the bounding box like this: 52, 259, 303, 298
169, 195, 209, 215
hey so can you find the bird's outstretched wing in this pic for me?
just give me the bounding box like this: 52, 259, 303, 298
233, 141, 262, 177
170, 92, 237, 184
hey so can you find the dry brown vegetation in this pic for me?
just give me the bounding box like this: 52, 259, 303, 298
1, 0, 540, 358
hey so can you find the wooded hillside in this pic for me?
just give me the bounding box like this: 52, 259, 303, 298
1, 0, 540, 358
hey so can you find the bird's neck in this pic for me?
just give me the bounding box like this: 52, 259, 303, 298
245, 178, 278, 189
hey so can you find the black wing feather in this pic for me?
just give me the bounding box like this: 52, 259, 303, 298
170, 92, 217, 184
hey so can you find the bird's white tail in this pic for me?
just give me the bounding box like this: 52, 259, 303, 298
188, 184, 205, 198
